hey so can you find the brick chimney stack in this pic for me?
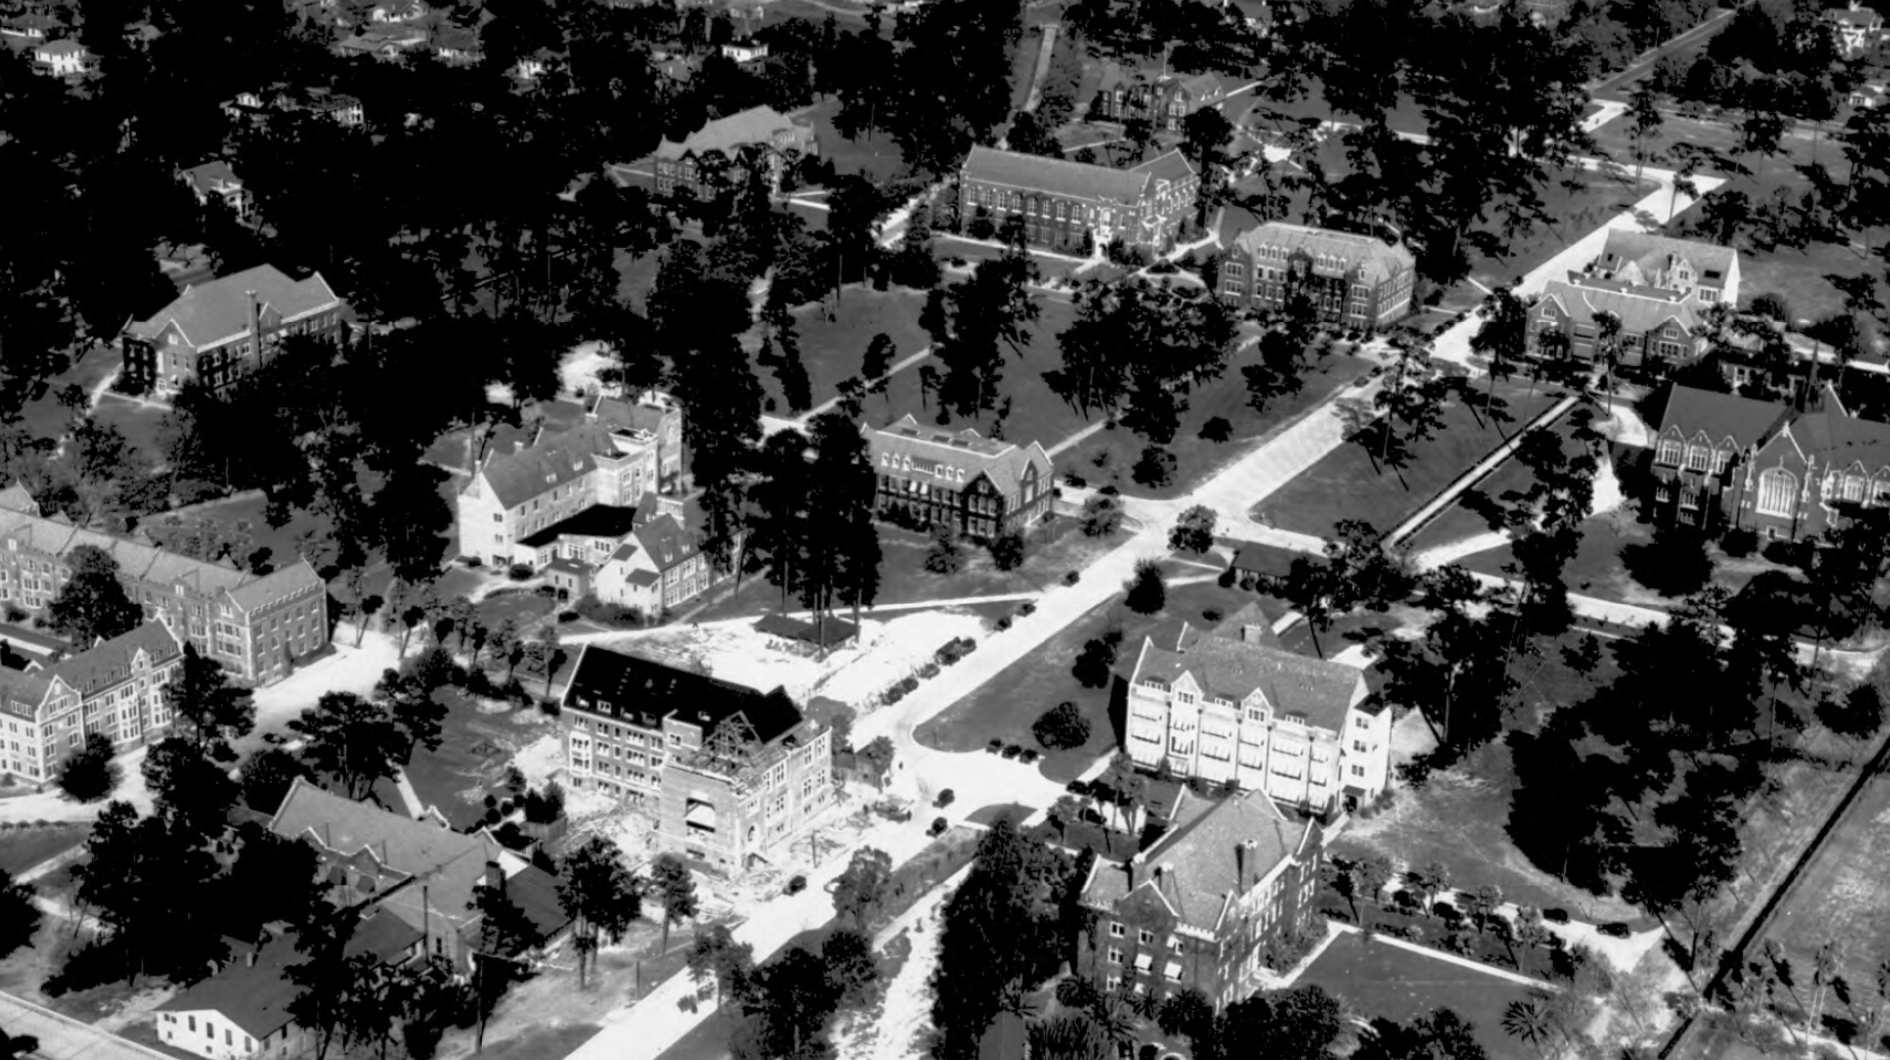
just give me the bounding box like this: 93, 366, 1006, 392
485, 860, 504, 895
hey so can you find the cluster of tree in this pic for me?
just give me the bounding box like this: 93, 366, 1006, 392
921, 219, 1044, 425
1064, 0, 1265, 73
745, 412, 882, 635
689, 890, 880, 1060
1655, 0, 1858, 126
1049, 277, 1240, 445
1334, 332, 1453, 489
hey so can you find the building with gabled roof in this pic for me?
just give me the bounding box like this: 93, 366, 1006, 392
121, 264, 348, 393
642, 105, 817, 200
180, 161, 251, 221
0, 489, 327, 689
1, 12, 62, 41
32, 38, 92, 76
1533, 272, 1713, 370
592, 512, 712, 615
1075, 789, 1322, 1007
958, 146, 1199, 252
0, 618, 183, 785
1125, 604, 1388, 814
1588, 231, 1740, 307
1220, 220, 1417, 330
1830, 1, 1884, 54
863, 414, 1054, 539
559, 645, 834, 874
1653, 381, 1890, 541
1092, 63, 1250, 131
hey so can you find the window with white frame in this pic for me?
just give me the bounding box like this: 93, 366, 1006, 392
1110, 922, 1125, 938
1757, 469, 1796, 517
1657, 439, 1684, 466
1713, 449, 1732, 475
1685, 445, 1710, 471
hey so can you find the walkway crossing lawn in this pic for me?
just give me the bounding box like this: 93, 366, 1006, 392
0, 824, 88, 875
1060, 351, 1371, 501
1456, 171, 1658, 297
1297, 931, 1533, 1060
1254, 383, 1566, 540
767, 286, 934, 414
913, 579, 1257, 784
20, 345, 120, 445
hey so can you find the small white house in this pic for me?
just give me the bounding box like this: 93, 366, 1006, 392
33, 39, 91, 76
155, 939, 310, 1060
181, 161, 251, 220
720, 39, 769, 64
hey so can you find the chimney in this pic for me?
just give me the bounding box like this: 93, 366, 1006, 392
1242, 623, 1265, 645
1236, 840, 1257, 891
246, 289, 260, 367
246, 946, 258, 968
485, 860, 504, 895
1158, 861, 1174, 885
1126, 853, 1142, 889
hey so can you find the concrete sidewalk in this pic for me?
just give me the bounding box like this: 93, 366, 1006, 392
0, 990, 172, 1060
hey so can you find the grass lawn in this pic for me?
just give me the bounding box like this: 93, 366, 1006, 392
1455, 171, 1659, 296
1297, 931, 1534, 1059
92, 395, 170, 470
0, 823, 88, 875
1254, 381, 1569, 539
18, 345, 120, 446
771, 286, 933, 413
476, 587, 557, 631
1764, 767, 1890, 1010
802, 97, 904, 183
1060, 350, 1371, 501
913, 576, 1259, 783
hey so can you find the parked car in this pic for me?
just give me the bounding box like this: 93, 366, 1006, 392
1001, 744, 1022, 759
928, 816, 948, 837
935, 789, 955, 808
1019, 749, 1040, 764
786, 875, 807, 895
1598, 922, 1632, 939
986, 739, 1004, 754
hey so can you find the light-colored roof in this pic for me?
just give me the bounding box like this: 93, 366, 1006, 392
632, 514, 696, 571
1596, 231, 1738, 285
654, 105, 815, 161
0, 485, 38, 515
1132, 616, 1368, 731
226, 559, 324, 612
183, 160, 242, 193
1230, 221, 1416, 285
961, 146, 1153, 205
35, 39, 83, 55
1130, 149, 1197, 187
1540, 275, 1705, 336
474, 417, 648, 510
0, 508, 320, 609
126, 264, 342, 352
863, 414, 1054, 501
47, 620, 182, 698
1080, 791, 1310, 934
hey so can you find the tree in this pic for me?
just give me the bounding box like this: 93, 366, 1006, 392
1469, 287, 1529, 422
1158, 988, 1217, 1047
1270, 556, 1337, 658
289, 692, 407, 800
832, 846, 894, 928
377, 669, 449, 759
1125, 558, 1166, 615
533, 624, 563, 697
1593, 310, 1624, 411
143, 737, 239, 839
0, 868, 38, 962
165, 644, 256, 763
1628, 79, 1667, 186
557, 836, 643, 990
1132, 445, 1176, 488
861, 332, 897, 405
687, 924, 755, 1016
1181, 106, 1236, 227
44, 545, 143, 647
1080, 495, 1123, 537
924, 519, 964, 574
1818, 682, 1885, 747
649, 853, 699, 957
56, 732, 119, 803
1499, 993, 1562, 1060
1032, 701, 1092, 751
1168, 505, 1217, 554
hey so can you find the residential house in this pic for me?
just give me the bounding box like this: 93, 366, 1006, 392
453, 393, 678, 567
957, 146, 1200, 253
181, 161, 252, 221
1517, 0, 1570, 22
1652, 382, 1890, 541
122, 264, 349, 393
0, 489, 328, 686
1831, 1, 1884, 54
721, 38, 769, 63
337, 21, 429, 59
1219, 221, 1417, 330
433, 23, 482, 63
559, 645, 835, 874
1124, 603, 1391, 815
591, 512, 714, 615
1532, 274, 1711, 371
648, 105, 818, 199
1, 13, 60, 42
0, 619, 184, 786
1075, 790, 1321, 1006
33, 39, 91, 76
1646, 384, 1794, 533
863, 414, 1054, 539
267, 777, 567, 969
1585, 231, 1741, 307
371, 0, 428, 20
154, 911, 422, 1060
1851, 81, 1887, 108
513, 49, 554, 82
1092, 64, 1243, 132
1230, 0, 1273, 34
306, 88, 365, 127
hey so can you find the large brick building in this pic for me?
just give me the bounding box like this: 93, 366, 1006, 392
122, 264, 349, 394
559, 645, 834, 874
648, 105, 817, 199
455, 393, 680, 568
1075, 790, 1322, 1007
863, 414, 1054, 540
957, 147, 1199, 253
0, 488, 327, 685
1124, 604, 1391, 815
1219, 221, 1416, 330
1649, 382, 1890, 541
1533, 232, 1739, 369
1091, 65, 1244, 131
0, 619, 183, 785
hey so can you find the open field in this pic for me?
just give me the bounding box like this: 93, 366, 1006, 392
1298, 931, 1534, 1060
92, 397, 169, 471
1254, 381, 1568, 539
0, 823, 88, 875
914, 575, 1259, 783
19, 346, 120, 446
766, 285, 935, 414
802, 97, 905, 183
1455, 171, 1659, 297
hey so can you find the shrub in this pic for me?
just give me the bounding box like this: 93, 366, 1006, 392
573, 593, 646, 627
1018, 601, 1036, 616
1721, 527, 1758, 558
787, 875, 807, 895
919, 661, 941, 679
1032, 701, 1092, 750
1218, 566, 1237, 587
1064, 570, 1081, 585
1064, 473, 1088, 489
995, 616, 1013, 631
987, 739, 1004, 753
1202, 607, 1222, 623
1198, 416, 1233, 443
1080, 494, 1123, 537
1001, 744, 1022, 759
1132, 445, 1176, 488
936, 789, 955, 808
929, 817, 948, 836
507, 564, 534, 581
557, 610, 579, 623
1542, 908, 1570, 923
56, 733, 119, 803
1598, 921, 1632, 938
539, 697, 561, 718
1019, 748, 1039, 764
988, 530, 1026, 571
1125, 558, 1166, 614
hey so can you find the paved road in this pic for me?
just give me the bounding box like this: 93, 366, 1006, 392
0, 991, 171, 1060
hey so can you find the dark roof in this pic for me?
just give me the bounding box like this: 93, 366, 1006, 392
157, 936, 301, 1040
864, 414, 1053, 501
754, 612, 859, 647
1791, 403, 1890, 472
1131, 626, 1368, 731
561, 644, 804, 745
1230, 221, 1415, 285
346, 907, 424, 962
961, 145, 1152, 205
501, 866, 572, 948
127, 264, 342, 351
1130, 149, 1198, 186
1653, 384, 1791, 450
517, 504, 643, 549
1080, 790, 1312, 934
631, 513, 697, 571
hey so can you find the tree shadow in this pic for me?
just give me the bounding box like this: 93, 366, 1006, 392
1108, 674, 1129, 747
